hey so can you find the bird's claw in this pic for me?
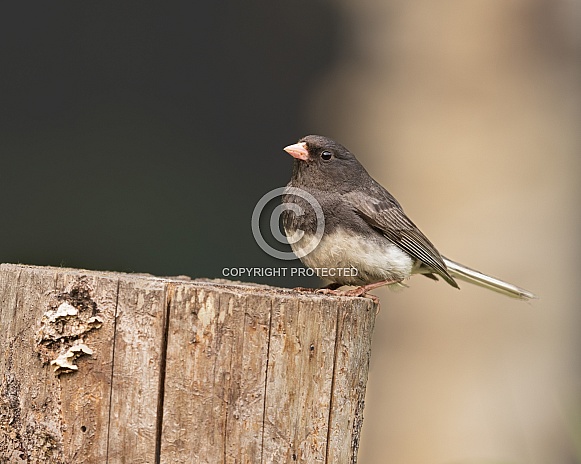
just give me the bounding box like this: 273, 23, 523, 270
293, 285, 380, 310
292, 286, 318, 293
344, 288, 381, 308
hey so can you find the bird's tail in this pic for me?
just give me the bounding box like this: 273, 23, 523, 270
443, 257, 537, 301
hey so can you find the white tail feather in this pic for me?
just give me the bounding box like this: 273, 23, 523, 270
443, 257, 537, 300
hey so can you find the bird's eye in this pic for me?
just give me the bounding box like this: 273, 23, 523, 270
321, 151, 332, 161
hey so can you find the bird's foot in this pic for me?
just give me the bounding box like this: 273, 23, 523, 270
342, 279, 404, 310
292, 286, 318, 293
341, 288, 381, 307
293, 286, 347, 297
294, 282, 392, 310
314, 288, 343, 296
293, 282, 342, 293
313, 286, 381, 309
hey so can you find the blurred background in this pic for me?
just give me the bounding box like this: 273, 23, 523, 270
1, 1, 579, 462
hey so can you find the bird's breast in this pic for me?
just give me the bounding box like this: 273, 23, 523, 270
291, 227, 414, 286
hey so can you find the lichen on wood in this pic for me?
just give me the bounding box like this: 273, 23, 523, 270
1, 264, 377, 463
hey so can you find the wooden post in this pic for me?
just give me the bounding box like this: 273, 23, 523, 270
0, 264, 377, 463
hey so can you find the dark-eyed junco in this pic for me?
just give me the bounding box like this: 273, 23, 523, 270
282, 134, 536, 300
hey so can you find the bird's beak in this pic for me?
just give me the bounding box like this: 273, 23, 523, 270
283, 142, 309, 161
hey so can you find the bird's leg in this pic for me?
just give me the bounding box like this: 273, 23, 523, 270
292, 286, 317, 292
312, 282, 344, 295
342, 279, 403, 310
349, 291, 381, 307
344, 279, 403, 297
295, 280, 396, 309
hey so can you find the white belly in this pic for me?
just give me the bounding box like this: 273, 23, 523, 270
293, 228, 414, 285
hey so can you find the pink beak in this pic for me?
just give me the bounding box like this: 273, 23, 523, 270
283, 142, 309, 161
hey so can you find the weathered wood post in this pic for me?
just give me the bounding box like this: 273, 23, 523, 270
0, 264, 377, 463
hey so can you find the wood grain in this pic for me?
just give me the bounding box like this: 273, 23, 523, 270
0, 264, 377, 463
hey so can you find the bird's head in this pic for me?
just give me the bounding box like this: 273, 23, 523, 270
283, 135, 366, 192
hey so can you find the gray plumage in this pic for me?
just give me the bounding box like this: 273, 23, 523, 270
282, 134, 536, 300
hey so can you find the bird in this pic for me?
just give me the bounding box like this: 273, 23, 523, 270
281, 134, 536, 301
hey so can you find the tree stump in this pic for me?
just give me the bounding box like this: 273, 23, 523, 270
0, 264, 377, 463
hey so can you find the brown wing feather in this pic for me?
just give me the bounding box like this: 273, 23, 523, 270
344, 191, 459, 288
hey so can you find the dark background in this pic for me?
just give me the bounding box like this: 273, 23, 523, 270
0, 1, 343, 287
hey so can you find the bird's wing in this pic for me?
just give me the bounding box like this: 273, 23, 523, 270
344, 190, 458, 288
